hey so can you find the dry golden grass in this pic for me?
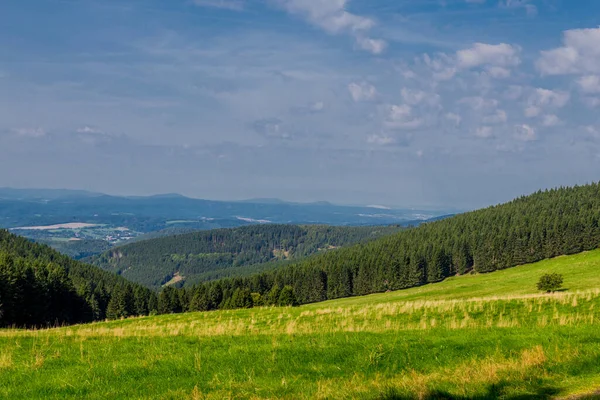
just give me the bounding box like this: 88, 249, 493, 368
0, 351, 13, 369
2, 289, 599, 341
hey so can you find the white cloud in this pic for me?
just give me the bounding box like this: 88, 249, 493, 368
483, 109, 507, 124
475, 126, 493, 138
13, 128, 46, 138
367, 134, 395, 145
422, 43, 520, 82
485, 66, 511, 79
401, 88, 440, 107
456, 43, 521, 69
348, 82, 377, 102
529, 88, 570, 108
277, 0, 386, 54
445, 112, 461, 127
537, 27, 600, 75
459, 96, 499, 111
542, 114, 560, 127
524, 106, 541, 118
356, 37, 386, 54
577, 75, 600, 94
192, 0, 245, 10
584, 125, 599, 136
514, 124, 536, 141
499, 0, 537, 16
310, 101, 325, 111
76, 126, 103, 134
582, 97, 600, 108
384, 104, 423, 130
504, 85, 524, 100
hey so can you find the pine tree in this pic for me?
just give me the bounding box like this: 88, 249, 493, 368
277, 285, 298, 307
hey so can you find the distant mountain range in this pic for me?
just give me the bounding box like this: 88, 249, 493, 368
0, 187, 454, 258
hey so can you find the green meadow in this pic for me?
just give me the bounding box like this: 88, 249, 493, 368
2, 251, 600, 399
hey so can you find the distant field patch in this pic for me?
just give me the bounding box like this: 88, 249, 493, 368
12, 223, 100, 231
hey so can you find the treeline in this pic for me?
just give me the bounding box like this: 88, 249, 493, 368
0, 230, 157, 328
89, 225, 403, 289
162, 183, 600, 312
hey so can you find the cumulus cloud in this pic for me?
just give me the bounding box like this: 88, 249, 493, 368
445, 113, 462, 127
459, 97, 499, 111
528, 88, 570, 108
13, 128, 46, 138
483, 109, 508, 124
499, 0, 538, 16
504, 85, 524, 100
76, 126, 103, 134
514, 124, 536, 141
577, 75, 600, 94
524, 106, 541, 118
423, 42, 520, 82
456, 43, 521, 69
475, 126, 493, 138
355, 37, 386, 54
542, 114, 560, 127
192, 0, 245, 10
485, 66, 512, 79
348, 82, 377, 102
276, 0, 386, 54
252, 118, 291, 139
384, 104, 423, 130
523, 89, 568, 118
367, 134, 395, 145
401, 88, 440, 107
537, 27, 600, 75
582, 97, 600, 108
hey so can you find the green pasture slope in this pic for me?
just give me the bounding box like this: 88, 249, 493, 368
2, 251, 600, 399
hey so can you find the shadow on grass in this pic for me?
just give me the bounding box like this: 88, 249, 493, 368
377, 381, 562, 400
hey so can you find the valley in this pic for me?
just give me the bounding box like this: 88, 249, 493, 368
2, 183, 600, 399
0, 188, 448, 259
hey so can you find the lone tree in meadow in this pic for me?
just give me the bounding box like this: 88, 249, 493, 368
536, 273, 564, 293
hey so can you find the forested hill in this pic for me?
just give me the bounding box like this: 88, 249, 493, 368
0, 230, 157, 328
163, 183, 600, 313
89, 225, 403, 289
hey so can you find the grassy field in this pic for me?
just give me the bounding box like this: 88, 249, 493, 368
2, 251, 600, 399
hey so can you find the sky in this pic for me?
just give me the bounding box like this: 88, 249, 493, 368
1, 0, 599, 209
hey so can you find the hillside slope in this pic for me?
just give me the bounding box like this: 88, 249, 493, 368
0, 230, 156, 327
89, 225, 403, 288
2, 251, 600, 399
175, 183, 600, 312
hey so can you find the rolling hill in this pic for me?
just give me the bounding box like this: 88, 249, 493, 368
2, 250, 600, 399
171, 183, 600, 313
89, 224, 404, 289
0, 229, 156, 328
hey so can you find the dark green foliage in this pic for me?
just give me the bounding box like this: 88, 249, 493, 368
265, 285, 281, 306
229, 288, 253, 309
0, 230, 157, 327
277, 286, 299, 307
537, 273, 564, 292
172, 183, 600, 313
89, 225, 403, 289
158, 286, 182, 314
106, 285, 134, 320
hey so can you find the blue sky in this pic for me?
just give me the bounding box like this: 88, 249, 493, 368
1, 0, 599, 208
